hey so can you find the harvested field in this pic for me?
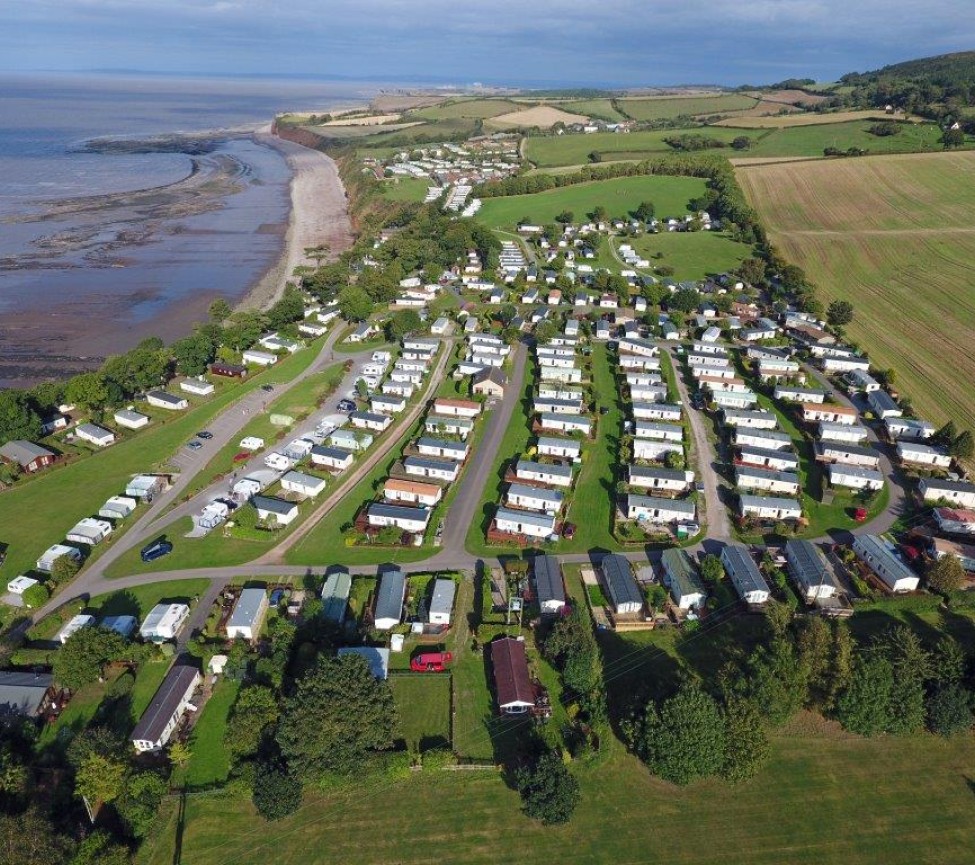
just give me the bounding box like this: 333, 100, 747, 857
729, 156, 821, 167
739, 151, 975, 436
487, 105, 590, 128
617, 93, 758, 120
371, 94, 452, 112
562, 98, 628, 121
716, 110, 899, 128
412, 98, 523, 120
321, 113, 403, 126
760, 88, 829, 106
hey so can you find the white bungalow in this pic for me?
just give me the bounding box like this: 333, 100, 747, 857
494, 507, 556, 539
828, 464, 884, 491
241, 349, 278, 367
897, 441, 952, 468
625, 495, 696, 524
280, 471, 328, 498
114, 409, 150, 430
506, 483, 564, 514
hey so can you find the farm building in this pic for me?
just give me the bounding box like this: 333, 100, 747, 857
491, 637, 535, 715
428, 579, 456, 626
852, 535, 919, 593
337, 647, 390, 680
226, 588, 269, 641
785, 539, 838, 601
320, 571, 352, 624
660, 548, 706, 611
374, 570, 407, 630
532, 555, 566, 614
0, 440, 56, 473
140, 603, 190, 641
131, 664, 201, 752
600, 554, 643, 615
721, 545, 771, 605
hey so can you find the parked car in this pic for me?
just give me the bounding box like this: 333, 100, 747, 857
196, 430, 213, 440
337, 399, 356, 412
140, 539, 173, 563
261, 384, 274, 392
187, 441, 203, 451
410, 652, 453, 673
852, 507, 868, 522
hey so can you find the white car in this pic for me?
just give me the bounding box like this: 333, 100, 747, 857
240, 436, 265, 450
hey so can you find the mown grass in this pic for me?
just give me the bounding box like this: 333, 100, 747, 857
389, 675, 451, 752
185, 677, 241, 788
526, 127, 745, 167
409, 98, 523, 120
627, 230, 753, 281
379, 177, 432, 203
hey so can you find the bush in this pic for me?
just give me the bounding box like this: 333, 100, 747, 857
515, 750, 580, 825
252, 762, 303, 821
20, 583, 49, 609
420, 748, 456, 769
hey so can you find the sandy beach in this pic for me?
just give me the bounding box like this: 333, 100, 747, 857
241, 128, 354, 310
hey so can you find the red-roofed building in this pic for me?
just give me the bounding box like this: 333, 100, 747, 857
934, 507, 975, 537
490, 637, 535, 715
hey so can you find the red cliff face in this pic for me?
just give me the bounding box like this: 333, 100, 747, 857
272, 123, 328, 152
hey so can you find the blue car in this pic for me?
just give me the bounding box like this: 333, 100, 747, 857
140, 540, 173, 563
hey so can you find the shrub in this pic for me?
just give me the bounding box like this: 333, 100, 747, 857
252, 762, 303, 821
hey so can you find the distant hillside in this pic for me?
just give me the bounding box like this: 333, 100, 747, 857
843, 51, 975, 85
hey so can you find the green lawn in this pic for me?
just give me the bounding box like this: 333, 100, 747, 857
526, 128, 745, 167
130, 659, 172, 719
409, 98, 522, 120
185, 677, 241, 787
379, 177, 432, 202
628, 231, 754, 282
561, 98, 628, 122
389, 675, 451, 752
477, 175, 708, 228
618, 93, 760, 121
0, 344, 323, 586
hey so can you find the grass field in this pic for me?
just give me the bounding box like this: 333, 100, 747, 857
628, 231, 753, 281
185, 677, 241, 787
738, 151, 975, 435
561, 98, 628, 122
476, 175, 709, 228
409, 98, 523, 120
715, 110, 905, 128
389, 675, 451, 752
526, 127, 744, 167
618, 93, 759, 120
379, 176, 432, 202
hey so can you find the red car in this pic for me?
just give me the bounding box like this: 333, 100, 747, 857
410, 652, 453, 673
853, 507, 868, 523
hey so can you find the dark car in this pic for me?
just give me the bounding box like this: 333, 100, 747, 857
187, 441, 203, 451
562, 522, 576, 540
140, 539, 173, 563
261, 384, 274, 392
269, 588, 286, 606
337, 399, 356, 412
196, 430, 213, 440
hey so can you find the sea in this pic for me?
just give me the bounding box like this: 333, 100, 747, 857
0, 73, 374, 387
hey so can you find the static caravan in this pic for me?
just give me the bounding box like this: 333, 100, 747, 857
721, 545, 770, 605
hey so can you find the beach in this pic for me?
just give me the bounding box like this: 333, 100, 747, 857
241, 129, 354, 311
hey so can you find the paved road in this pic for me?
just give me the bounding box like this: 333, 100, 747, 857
665, 346, 732, 543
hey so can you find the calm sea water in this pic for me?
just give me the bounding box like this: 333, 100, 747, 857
0, 73, 373, 386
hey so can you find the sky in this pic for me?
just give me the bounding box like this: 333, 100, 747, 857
4, 0, 975, 87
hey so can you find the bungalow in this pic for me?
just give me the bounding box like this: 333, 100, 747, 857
660, 548, 706, 610
600, 554, 643, 614
723, 409, 777, 430
818, 422, 869, 444
828, 463, 884, 491
494, 507, 556, 539
516, 459, 573, 488
533, 555, 566, 614
403, 456, 460, 482
535, 436, 582, 462
210, 361, 248, 378
350, 411, 393, 433
253, 495, 300, 526
226, 588, 269, 641
534, 396, 585, 415
506, 483, 564, 514
626, 495, 696, 524
473, 368, 507, 398
298, 322, 329, 338
424, 414, 473, 439
738, 494, 802, 521
785, 539, 838, 601
416, 437, 468, 461
634, 421, 684, 442
241, 349, 278, 367
539, 363, 584, 384
140, 603, 190, 641
98, 495, 137, 520
57, 614, 95, 644
627, 465, 693, 493
346, 322, 378, 343
368, 504, 430, 536
618, 336, 658, 357
847, 369, 882, 393
852, 534, 920, 593
691, 364, 736, 380
897, 441, 952, 468
75, 423, 115, 447
802, 403, 858, 425
633, 439, 683, 461
539, 412, 591, 435
321, 571, 352, 624
735, 466, 801, 496
775, 385, 825, 404
712, 390, 758, 410
115, 409, 153, 432
280, 471, 328, 498
491, 637, 535, 715
822, 356, 870, 373
633, 403, 682, 422
310, 445, 355, 472
432, 398, 480, 419
721, 544, 771, 605
815, 441, 880, 468
737, 445, 799, 472
259, 334, 300, 353
370, 395, 407, 415
179, 378, 215, 397
885, 416, 935, 441
866, 389, 903, 420
0, 440, 56, 473
734, 428, 792, 450
383, 478, 442, 507
934, 507, 975, 537
329, 429, 373, 451
131, 665, 201, 752
431, 317, 451, 335
919, 478, 975, 508
66, 517, 113, 546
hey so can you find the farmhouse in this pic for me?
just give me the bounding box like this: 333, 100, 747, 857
114, 409, 151, 430
65, 517, 113, 546
866, 389, 903, 420
852, 534, 920, 593
506, 483, 564, 514
0, 441, 56, 473
897, 441, 951, 468
280, 471, 328, 498
374, 569, 407, 631
539, 412, 591, 435
425, 414, 473, 439
432, 398, 480, 418
241, 349, 278, 367
140, 603, 190, 641
428, 579, 456, 626
722, 409, 777, 430
721, 544, 771, 605
404, 456, 459, 482
782, 539, 838, 603
75, 423, 115, 447
310, 446, 355, 472
625, 495, 696, 524
536, 436, 582, 461
516, 459, 573, 488
179, 378, 215, 397
660, 548, 706, 611
815, 441, 881, 468
934, 507, 975, 537
738, 495, 802, 521
533, 555, 566, 614
252, 495, 300, 526
919, 478, 975, 508
802, 403, 858, 425
494, 507, 556, 539
146, 390, 189, 411
635, 421, 684, 442
828, 463, 884, 491
226, 588, 269, 641
367, 503, 431, 534
818, 422, 869, 444
491, 637, 535, 715
600, 554, 644, 615
735, 466, 801, 496
416, 437, 468, 461
383, 478, 442, 507
321, 571, 352, 624
131, 665, 201, 752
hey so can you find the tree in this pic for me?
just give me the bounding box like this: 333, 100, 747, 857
65, 372, 110, 411
942, 127, 965, 149
721, 697, 769, 782
934, 420, 958, 445
267, 285, 306, 330
337, 285, 373, 322
172, 332, 216, 377
49, 552, 81, 587
70, 831, 130, 865
74, 752, 127, 805
276, 654, 396, 778
836, 653, 894, 735
0, 390, 42, 443
555, 210, 574, 226
534, 320, 556, 344
795, 616, 833, 707
115, 771, 167, 838
20, 582, 49, 609
669, 287, 700, 314
0, 810, 74, 865
930, 636, 967, 687
52, 626, 128, 691
0, 745, 28, 797
252, 761, 303, 821
633, 200, 655, 221
926, 684, 973, 736
209, 297, 232, 322
731, 136, 752, 150
514, 750, 580, 825
627, 683, 726, 785
926, 554, 965, 595
826, 300, 854, 327
225, 685, 280, 761
737, 258, 766, 286
542, 607, 601, 696
743, 637, 808, 725
949, 430, 974, 460
168, 741, 192, 770
699, 554, 725, 586
882, 626, 930, 734
384, 309, 422, 341
591, 205, 609, 223
498, 304, 518, 325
